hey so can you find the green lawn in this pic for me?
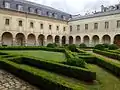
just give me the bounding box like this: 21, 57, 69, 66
87, 64, 120, 90
2, 50, 66, 63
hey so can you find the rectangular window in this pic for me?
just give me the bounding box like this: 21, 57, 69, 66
40, 24, 43, 29
70, 26, 72, 32
49, 25, 52, 30
77, 25, 80, 31
4, 2, 10, 8
85, 24, 88, 30
5, 19, 9, 25
56, 26, 59, 30
29, 7, 34, 13
117, 20, 120, 28
30, 22, 34, 28
105, 22, 109, 29
19, 20, 22, 26
63, 27, 66, 31
94, 23, 98, 29
17, 5, 23, 11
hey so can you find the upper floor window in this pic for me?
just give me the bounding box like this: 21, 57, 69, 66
53, 13, 57, 18
17, 5, 23, 11
49, 25, 52, 30
36, 9, 42, 15
5, 19, 9, 25
30, 22, 34, 28
4, 2, 10, 8
40, 23, 43, 29
117, 20, 120, 28
62, 15, 66, 20
85, 24, 88, 30
70, 26, 72, 32
94, 23, 98, 29
19, 20, 22, 27
29, 7, 34, 13
105, 22, 109, 29
56, 26, 59, 31
77, 25, 80, 31
63, 27, 66, 31
47, 12, 52, 17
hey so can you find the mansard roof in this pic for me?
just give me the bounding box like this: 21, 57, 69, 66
0, 0, 71, 21
70, 4, 120, 21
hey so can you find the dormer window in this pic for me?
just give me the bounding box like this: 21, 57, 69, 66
4, 2, 10, 8
53, 13, 57, 18
62, 15, 66, 20
17, 5, 23, 11
29, 7, 34, 13
47, 12, 52, 17
36, 9, 42, 15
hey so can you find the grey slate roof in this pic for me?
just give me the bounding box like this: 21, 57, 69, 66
70, 9, 120, 21
0, 0, 71, 21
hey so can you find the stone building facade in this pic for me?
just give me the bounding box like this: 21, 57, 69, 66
0, 0, 120, 47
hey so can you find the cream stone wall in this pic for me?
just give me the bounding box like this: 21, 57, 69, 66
0, 9, 70, 46
69, 14, 120, 47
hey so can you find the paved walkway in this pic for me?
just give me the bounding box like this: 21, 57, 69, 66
0, 69, 40, 90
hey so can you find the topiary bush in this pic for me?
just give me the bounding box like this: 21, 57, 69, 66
47, 43, 57, 48
68, 44, 77, 52
103, 44, 110, 48
108, 44, 119, 50
94, 44, 105, 50
79, 43, 87, 48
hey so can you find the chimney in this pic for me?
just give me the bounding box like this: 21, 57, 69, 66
101, 5, 104, 12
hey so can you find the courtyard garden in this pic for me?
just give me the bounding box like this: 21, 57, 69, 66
0, 44, 120, 90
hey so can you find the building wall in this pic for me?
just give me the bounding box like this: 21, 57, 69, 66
69, 14, 120, 46
0, 9, 70, 46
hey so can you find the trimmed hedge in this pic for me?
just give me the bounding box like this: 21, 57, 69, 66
93, 49, 120, 61
0, 59, 86, 90
93, 49, 120, 76
9, 55, 95, 81
64, 49, 86, 68
0, 46, 65, 52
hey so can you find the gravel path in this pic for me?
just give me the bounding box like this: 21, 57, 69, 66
0, 69, 40, 90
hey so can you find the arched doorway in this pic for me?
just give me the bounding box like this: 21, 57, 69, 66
16, 33, 25, 46
38, 34, 45, 46
27, 34, 36, 46
102, 35, 111, 44
69, 36, 73, 44
2, 32, 13, 46
83, 35, 90, 46
76, 36, 81, 45
62, 36, 66, 45
114, 34, 120, 46
55, 36, 60, 44
47, 35, 53, 44
92, 35, 99, 46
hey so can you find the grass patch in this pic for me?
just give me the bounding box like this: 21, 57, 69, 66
2, 50, 66, 63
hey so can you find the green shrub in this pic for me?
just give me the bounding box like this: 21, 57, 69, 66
94, 44, 105, 50
103, 44, 110, 48
65, 49, 86, 68
79, 43, 87, 48
68, 44, 77, 52
47, 43, 57, 48
0, 59, 86, 90
108, 44, 119, 50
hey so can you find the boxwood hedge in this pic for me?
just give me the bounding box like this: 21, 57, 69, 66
0, 59, 86, 90
9, 55, 96, 81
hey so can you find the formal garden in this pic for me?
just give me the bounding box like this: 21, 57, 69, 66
0, 43, 120, 90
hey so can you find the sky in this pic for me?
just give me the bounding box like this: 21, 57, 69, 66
28, 0, 120, 15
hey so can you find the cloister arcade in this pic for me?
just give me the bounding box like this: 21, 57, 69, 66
1, 32, 120, 47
